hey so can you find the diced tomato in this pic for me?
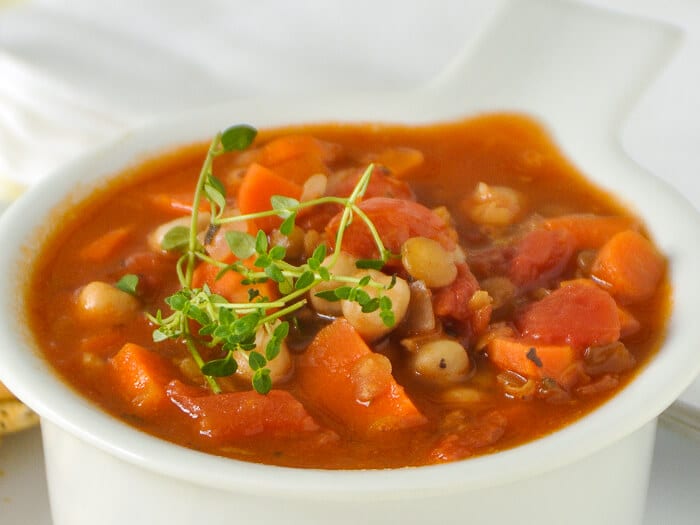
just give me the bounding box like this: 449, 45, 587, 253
432, 263, 489, 338
467, 245, 514, 279
515, 280, 620, 351
509, 229, 575, 289
328, 165, 415, 201
297, 319, 427, 436
326, 197, 456, 260
167, 380, 320, 444
429, 411, 507, 463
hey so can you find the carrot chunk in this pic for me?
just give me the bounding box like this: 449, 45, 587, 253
617, 305, 641, 338
237, 163, 303, 232
369, 147, 424, 179
109, 343, 177, 416
167, 380, 319, 444
79, 226, 133, 262
297, 319, 427, 436
515, 280, 620, 351
191, 255, 277, 304
591, 230, 665, 303
543, 214, 639, 250
487, 337, 576, 387
258, 135, 338, 184
148, 192, 209, 216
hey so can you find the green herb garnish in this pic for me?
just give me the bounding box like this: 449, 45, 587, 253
115, 274, 139, 295
149, 125, 396, 394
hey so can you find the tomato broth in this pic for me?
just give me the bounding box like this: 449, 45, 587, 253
27, 114, 670, 469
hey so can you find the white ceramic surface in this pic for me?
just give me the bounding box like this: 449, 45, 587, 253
3, 422, 699, 524
0, 1, 699, 524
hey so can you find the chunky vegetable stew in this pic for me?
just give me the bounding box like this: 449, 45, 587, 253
28, 115, 670, 469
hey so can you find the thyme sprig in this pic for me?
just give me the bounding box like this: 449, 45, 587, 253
149, 125, 397, 394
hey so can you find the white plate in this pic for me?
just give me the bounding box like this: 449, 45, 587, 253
0, 422, 698, 524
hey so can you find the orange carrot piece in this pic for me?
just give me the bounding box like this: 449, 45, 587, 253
617, 305, 641, 338
543, 214, 639, 250
237, 163, 303, 232
109, 343, 177, 416
370, 147, 425, 178
191, 255, 278, 305
591, 230, 665, 303
297, 319, 427, 436
259, 135, 337, 184
487, 337, 576, 387
79, 226, 133, 262
260, 135, 323, 165
148, 192, 209, 216
79, 329, 125, 357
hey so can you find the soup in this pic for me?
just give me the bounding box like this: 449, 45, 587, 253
27, 114, 670, 469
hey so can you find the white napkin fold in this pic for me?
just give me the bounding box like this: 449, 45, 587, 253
0, 51, 129, 191
0, 0, 482, 187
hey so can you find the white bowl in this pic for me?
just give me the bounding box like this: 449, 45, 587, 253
1, 1, 699, 524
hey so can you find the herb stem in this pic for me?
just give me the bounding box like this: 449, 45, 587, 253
186, 132, 222, 286
184, 333, 221, 393
259, 299, 307, 325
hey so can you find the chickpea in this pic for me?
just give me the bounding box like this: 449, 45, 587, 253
270, 225, 306, 261
441, 386, 485, 404
466, 182, 522, 226
76, 281, 140, 326
300, 173, 328, 202
352, 353, 393, 403
148, 212, 211, 253
303, 229, 322, 259
81, 352, 106, 372
576, 249, 597, 276
341, 270, 410, 342
412, 338, 470, 384
309, 252, 358, 316
401, 236, 457, 288
479, 277, 515, 310
234, 323, 292, 384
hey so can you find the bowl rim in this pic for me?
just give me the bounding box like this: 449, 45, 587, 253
1, 98, 699, 497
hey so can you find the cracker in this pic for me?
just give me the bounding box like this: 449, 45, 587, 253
0, 380, 14, 401
0, 399, 40, 435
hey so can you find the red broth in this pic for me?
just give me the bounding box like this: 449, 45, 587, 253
27, 114, 670, 469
